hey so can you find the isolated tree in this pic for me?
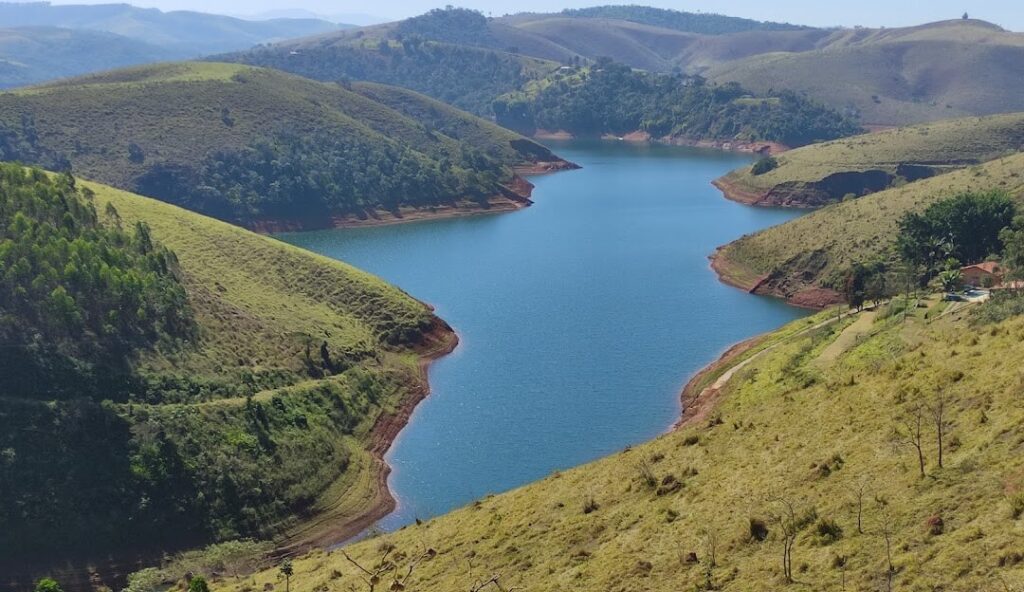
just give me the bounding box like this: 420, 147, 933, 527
34, 579, 63, 592
962, 12, 969, 19
894, 406, 927, 478
848, 479, 871, 535
279, 559, 293, 592
769, 496, 800, 583
700, 526, 719, 588
876, 505, 898, 592
187, 576, 210, 592
927, 391, 953, 469
342, 546, 437, 591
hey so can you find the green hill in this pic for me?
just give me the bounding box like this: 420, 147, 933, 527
715, 113, 1024, 207
0, 163, 456, 572
556, 6, 808, 34
708, 20, 1024, 126
0, 26, 178, 89
222, 32, 559, 118
713, 153, 1024, 306
0, 2, 344, 57
213, 292, 1024, 590
493, 60, 860, 147
0, 62, 566, 229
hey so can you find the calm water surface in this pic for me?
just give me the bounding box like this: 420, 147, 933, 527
277, 141, 808, 530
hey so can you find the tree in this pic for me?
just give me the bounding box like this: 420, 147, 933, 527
187, 576, 210, 592
962, 12, 969, 19
894, 406, 927, 478
34, 579, 63, 592
769, 496, 800, 583
279, 559, 293, 592
938, 269, 962, 293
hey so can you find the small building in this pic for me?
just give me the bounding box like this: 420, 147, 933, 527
960, 261, 1003, 287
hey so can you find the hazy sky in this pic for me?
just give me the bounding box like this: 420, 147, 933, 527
43, 0, 1024, 30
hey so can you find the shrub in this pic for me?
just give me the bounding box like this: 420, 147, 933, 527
583, 497, 600, 514
925, 514, 944, 535
815, 518, 843, 543
751, 156, 779, 175
749, 518, 769, 542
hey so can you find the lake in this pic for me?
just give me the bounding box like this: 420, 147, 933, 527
277, 140, 808, 531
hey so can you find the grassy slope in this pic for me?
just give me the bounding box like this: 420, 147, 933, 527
0, 62, 550, 226
714, 153, 1024, 295
709, 20, 1024, 126
0, 26, 179, 89
2, 174, 454, 567
348, 81, 561, 165
716, 113, 1024, 206
217, 299, 1024, 591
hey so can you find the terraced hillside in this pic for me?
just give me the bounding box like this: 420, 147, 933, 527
715, 113, 1024, 207
0, 166, 455, 580
0, 62, 568, 229
713, 153, 1024, 306
213, 296, 1024, 591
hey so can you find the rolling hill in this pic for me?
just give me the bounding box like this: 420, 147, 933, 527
0, 62, 569, 229
241, 10, 1024, 128
492, 60, 860, 147
708, 19, 1024, 126
209, 292, 1024, 591
0, 26, 177, 89
0, 1, 344, 56
0, 163, 456, 583
712, 153, 1024, 307
715, 112, 1024, 207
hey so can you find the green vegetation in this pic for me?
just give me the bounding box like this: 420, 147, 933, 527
1, 168, 452, 560
896, 192, 1015, 274
224, 35, 557, 118
715, 153, 1024, 302
716, 113, 1024, 206
494, 59, 860, 146
559, 5, 807, 34
0, 62, 557, 227
213, 298, 1024, 590
0, 165, 192, 399
0, 26, 176, 89
708, 19, 1024, 125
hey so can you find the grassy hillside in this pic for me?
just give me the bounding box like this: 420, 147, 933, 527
212, 295, 1024, 591
0, 62, 562, 228
0, 26, 177, 89
713, 153, 1024, 304
708, 20, 1024, 126
555, 6, 808, 34
716, 113, 1024, 207
0, 166, 455, 569
223, 32, 559, 118
0, 2, 343, 56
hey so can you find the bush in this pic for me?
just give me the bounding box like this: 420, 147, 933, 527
815, 518, 843, 543
751, 156, 779, 175
749, 518, 769, 542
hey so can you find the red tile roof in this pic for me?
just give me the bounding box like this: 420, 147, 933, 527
961, 261, 1001, 274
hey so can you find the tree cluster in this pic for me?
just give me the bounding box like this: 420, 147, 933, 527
0, 165, 193, 399
493, 59, 861, 146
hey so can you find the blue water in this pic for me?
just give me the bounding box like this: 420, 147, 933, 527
277, 140, 808, 530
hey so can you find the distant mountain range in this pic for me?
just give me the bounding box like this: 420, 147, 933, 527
232, 7, 1024, 126
0, 1, 347, 87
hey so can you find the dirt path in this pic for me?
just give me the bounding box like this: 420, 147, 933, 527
816, 309, 878, 364
677, 308, 856, 429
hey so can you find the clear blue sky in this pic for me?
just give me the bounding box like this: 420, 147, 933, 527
45, 0, 1024, 30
